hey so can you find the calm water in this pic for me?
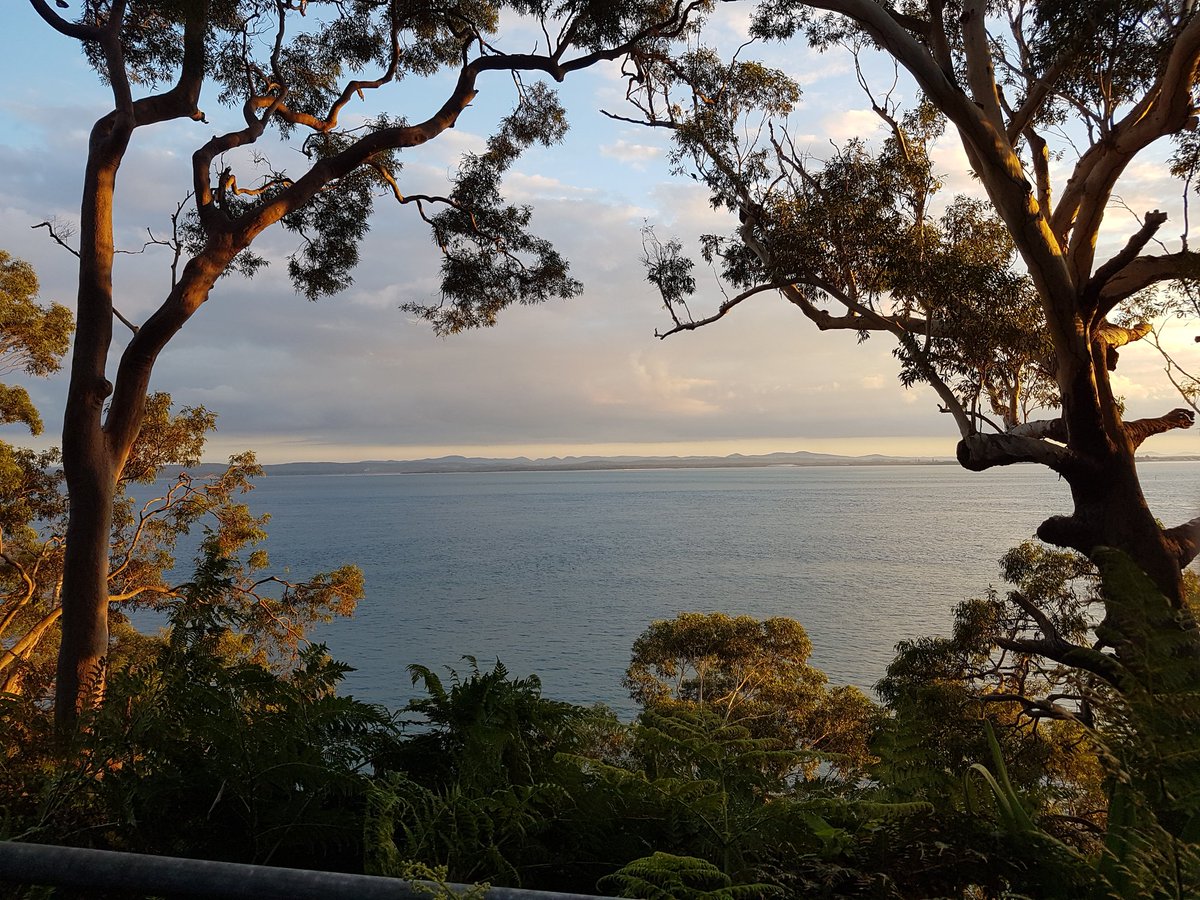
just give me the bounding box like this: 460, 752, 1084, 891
163, 461, 1200, 714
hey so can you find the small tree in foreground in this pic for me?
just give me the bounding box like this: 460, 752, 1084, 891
0, 392, 365, 698
2, 567, 391, 870
626, 612, 876, 774
27, 0, 704, 725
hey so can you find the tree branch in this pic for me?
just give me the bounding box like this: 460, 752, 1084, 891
109, 3, 708, 456
1096, 321, 1153, 348
1096, 250, 1200, 313
1005, 417, 1068, 442
1085, 210, 1170, 315
980, 691, 1088, 724
31, 220, 80, 258
1164, 516, 1200, 568
960, 0, 1007, 136
253, 3, 403, 134
1053, 13, 1200, 279
107, 585, 181, 604
994, 634, 1124, 687
957, 431, 1075, 472
1037, 513, 1100, 557
28, 0, 104, 41
33, 220, 141, 334
653, 282, 789, 338
1124, 407, 1195, 449
1021, 126, 1053, 222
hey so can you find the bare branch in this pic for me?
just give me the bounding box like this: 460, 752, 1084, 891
1125, 407, 1195, 448
957, 431, 1075, 472
599, 109, 678, 130
1165, 516, 1200, 568
1085, 210, 1170, 315
653, 282, 789, 338
32, 221, 138, 334
28, 0, 104, 41
1148, 327, 1200, 415
32, 220, 80, 258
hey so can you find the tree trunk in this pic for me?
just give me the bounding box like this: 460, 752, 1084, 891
1075, 338, 1184, 604
56, 444, 117, 728
54, 107, 130, 729
1048, 449, 1184, 603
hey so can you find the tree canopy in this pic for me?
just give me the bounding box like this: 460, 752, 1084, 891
0, 250, 72, 435
626, 612, 876, 772
626, 0, 1199, 610
0, 386, 365, 697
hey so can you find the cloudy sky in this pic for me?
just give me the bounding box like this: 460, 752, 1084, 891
1, 6, 1196, 464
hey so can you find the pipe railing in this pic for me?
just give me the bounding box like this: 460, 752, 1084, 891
0, 842, 611, 899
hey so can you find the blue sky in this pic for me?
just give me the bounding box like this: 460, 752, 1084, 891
1, 5, 1195, 463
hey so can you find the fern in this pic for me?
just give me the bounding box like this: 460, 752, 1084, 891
597, 852, 782, 899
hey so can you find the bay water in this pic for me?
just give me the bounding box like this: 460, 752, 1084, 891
163, 461, 1200, 715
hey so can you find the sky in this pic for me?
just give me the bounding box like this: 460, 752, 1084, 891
0, 5, 1197, 464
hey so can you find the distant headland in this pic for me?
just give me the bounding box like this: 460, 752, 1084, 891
180, 449, 1199, 477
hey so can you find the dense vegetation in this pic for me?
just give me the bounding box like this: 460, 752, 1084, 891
5, 515, 1198, 897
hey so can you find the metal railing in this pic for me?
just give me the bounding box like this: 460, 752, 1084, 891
0, 841, 610, 899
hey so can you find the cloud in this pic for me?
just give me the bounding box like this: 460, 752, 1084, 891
1110, 372, 1160, 402
927, 134, 980, 201
599, 140, 664, 167
502, 172, 600, 202
592, 354, 722, 416
817, 108, 886, 144
0, 18, 1022, 464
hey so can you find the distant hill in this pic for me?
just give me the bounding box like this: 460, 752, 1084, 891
165, 449, 1199, 478
171, 449, 958, 477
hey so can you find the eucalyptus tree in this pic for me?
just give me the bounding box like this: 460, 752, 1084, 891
628, 3, 1200, 601
624, 612, 875, 772
625, 1, 1200, 846
0, 250, 73, 436
29, 0, 703, 726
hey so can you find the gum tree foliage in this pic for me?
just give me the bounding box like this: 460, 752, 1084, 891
0, 250, 72, 436
625, 612, 876, 772
875, 543, 1110, 838
878, 547, 1200, 896
28, 0, 704, 726
0, 389, 365, 698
